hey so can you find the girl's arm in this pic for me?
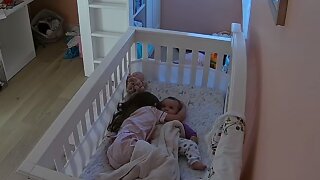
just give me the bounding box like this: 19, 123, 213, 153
164, 103, 186, 122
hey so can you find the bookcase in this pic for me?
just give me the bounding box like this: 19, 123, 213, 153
77, 0, 160, 76
131, 0, 160, 28
0, 0, 35, 84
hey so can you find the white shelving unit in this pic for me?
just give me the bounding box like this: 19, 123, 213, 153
77, 0, 160, 76
146, 0, 160, 28
130, 0, 146, 27
77, 0, 129, 76
0, 0, 35, 83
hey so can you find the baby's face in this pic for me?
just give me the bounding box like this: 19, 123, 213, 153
161, 99, 180, 115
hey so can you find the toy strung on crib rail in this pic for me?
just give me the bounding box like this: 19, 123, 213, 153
126, 72, 148, 95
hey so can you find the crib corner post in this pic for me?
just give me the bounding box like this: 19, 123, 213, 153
231, 23, 242, 33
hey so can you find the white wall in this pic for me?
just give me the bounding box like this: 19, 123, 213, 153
242, 0, 320, 179
161, 0, 242, 34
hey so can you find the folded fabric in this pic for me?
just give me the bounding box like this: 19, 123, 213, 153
64, 46, 79, 59
97, 120, 185, 180
205, 114, 245, 180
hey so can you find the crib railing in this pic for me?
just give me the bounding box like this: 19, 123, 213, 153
17, 24, 246, 180
131, 27, 232, 90
18, 29, 136, 179
226, 23, 247, 119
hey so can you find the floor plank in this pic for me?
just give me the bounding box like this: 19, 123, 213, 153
0, 41, 87, 179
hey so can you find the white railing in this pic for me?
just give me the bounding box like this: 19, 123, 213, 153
226, 23, 247, 119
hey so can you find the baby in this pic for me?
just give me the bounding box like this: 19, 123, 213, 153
161, 97, 199, 143
159, 97, 207, 170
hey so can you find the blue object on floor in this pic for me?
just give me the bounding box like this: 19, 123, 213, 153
136, 42, 154, 59
64, 46, 80, 59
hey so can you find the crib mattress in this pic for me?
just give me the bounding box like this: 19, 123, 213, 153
80, 81, 225, 180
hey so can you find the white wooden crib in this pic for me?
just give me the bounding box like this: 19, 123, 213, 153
17, 23, 247, 180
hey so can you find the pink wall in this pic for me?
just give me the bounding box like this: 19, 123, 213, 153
29, 0, 79, 29
242, 0, 320, 179
161, 0, 242, 34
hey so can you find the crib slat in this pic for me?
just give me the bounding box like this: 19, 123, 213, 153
63, 140, 74, 162
118, 64, 122, 84
166, 46, 173, 83
100, 90, 105, 110
124, 52, 128, 73
102, 85, 108, 106
166, 46, 173, 63
217, 53, 224, 71
154, 45, 161, 62
113, 70, 118, 89
131, 42, 136, 60
106, 83, 110, 100
142, 42, 148, 60
178, 48, 186, 85
121, 64, 125, 83
95, 96, 102, 116
118, 58, 124, 82
108, 77, 113, 97
112, 74, 116, 92
88, 106, 95, 125
80, 118, 87, 136
72, 127, 80, 147
149, 44, 160, 80
190, 51, 199, 86
53, 148, 65, 172
128, 47, 132, 74
215, 53, 224, 89
202, 52, 211, 87
106, 83, 111, 101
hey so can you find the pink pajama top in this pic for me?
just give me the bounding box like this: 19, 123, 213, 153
107, 106, 167, 169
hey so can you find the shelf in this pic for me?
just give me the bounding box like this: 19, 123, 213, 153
133, 4, 145, 19
0, 0, 33, 20
94, 58, 102, 64
89, 2, 126, 9
94, 59, 102, 69
91, 31, 124, 38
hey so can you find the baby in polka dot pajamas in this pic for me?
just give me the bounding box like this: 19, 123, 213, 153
159, 97, 207, 170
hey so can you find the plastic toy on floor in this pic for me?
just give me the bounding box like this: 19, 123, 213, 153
64, 27, 81, 59
64, 46, 79, 59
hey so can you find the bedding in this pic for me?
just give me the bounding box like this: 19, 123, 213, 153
97, 120, 184, 180
80, 81, 225, 180
205, 114, 245, 180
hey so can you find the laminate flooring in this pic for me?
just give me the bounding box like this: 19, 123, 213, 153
0, 41, 87, 179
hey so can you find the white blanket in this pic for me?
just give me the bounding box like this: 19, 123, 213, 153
97, 120, 185, 180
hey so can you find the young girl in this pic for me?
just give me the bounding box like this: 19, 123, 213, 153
159, 97, 207, 170
107, 92, 206, 170
106, 92, 186, 169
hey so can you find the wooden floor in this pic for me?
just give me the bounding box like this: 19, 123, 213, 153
0, 41, 87, 179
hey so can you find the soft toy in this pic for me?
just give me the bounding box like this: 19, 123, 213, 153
126, 72, 147, 94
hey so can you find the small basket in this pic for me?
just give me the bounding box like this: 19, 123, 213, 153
31, 9, 64, 43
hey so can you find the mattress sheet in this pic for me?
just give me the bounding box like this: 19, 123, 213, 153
80, 81, 224, 180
